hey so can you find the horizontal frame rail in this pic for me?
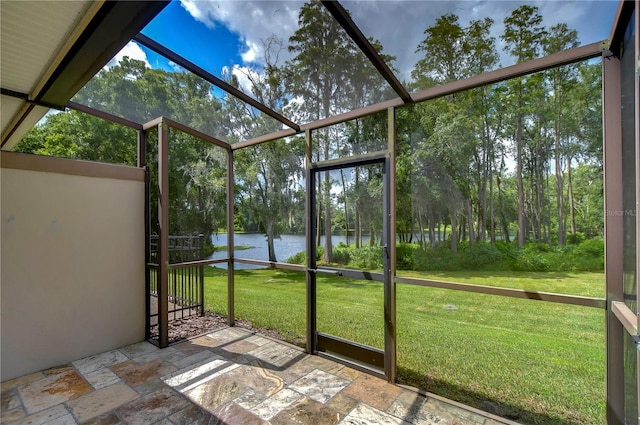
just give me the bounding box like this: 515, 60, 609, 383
396, 276, 606, 308
142, 117, 230, 149
611, 301, 639, 336
67, 101, 143, 130
317, 332, 385, 370
411, 41, 605, 103
169, 258, 228, 269
234, 258, 306, 272
310, 267, 384, 283
310, 151, 387, 172
147, 260, 227, 269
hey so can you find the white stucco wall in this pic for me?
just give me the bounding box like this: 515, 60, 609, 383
1, 153, 145, 381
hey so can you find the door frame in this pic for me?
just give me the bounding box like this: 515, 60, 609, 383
304, 145, 395, 379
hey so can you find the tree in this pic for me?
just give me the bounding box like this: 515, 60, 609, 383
502, 5, 547, 247
414, 14, 465, 87
236, 138, 304, 262
544, 23, 579, 244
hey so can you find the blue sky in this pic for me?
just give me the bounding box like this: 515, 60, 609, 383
140, 1, 243, 74
112, 0, 619, 86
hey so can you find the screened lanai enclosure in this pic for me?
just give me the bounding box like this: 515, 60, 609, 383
1, 0, 639, 424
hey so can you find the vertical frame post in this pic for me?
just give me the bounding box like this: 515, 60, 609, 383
305, 129, 317, 354
157, 120, 169, 348
199, 233, 204, 316
138, 129, 151, 340
227, 148, 235, 327
385, 107, 397, 382
603, 53, 624, 424
634, 3, 640, 415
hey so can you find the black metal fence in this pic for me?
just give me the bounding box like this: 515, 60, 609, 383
149, 234, 205, 322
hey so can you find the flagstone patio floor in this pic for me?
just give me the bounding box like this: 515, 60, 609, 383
1, 327, 515, 425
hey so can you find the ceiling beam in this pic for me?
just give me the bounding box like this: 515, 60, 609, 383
134, 34, 301, 132
321, 0, 412, 104
37, 1, 170, 107
67, 101, 143, 130
1, 88, 66, 111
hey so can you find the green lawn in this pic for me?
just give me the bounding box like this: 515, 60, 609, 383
202, 267, 605, 425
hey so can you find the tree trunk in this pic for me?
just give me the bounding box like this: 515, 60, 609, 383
555, 139, 565, 244
355, 171, 361, 248
323, 169, 333, 262
489, 150, 495, 243
266, 220, 277, 262
340, 169, 349, 245
567, 155, 577, 236
466, 198, 475, 247
428, 212, 435, 249
417, 211, 425, 249
322, 101, 333, 262
316, 179, 322, 247
497, 173, 510, 243
516, 113, 526, 247
450, 212, 458, 253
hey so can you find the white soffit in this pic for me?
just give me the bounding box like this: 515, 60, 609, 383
0, 0, 96, 149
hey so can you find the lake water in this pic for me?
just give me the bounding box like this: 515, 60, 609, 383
209, 233, 348, 269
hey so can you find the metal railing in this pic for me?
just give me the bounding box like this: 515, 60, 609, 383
149, 234, 205, 321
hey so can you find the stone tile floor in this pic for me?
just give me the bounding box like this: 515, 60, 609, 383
1, 327, 516, 425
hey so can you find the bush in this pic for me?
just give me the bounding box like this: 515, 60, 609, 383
203, 239, 215, 257
396, 243, 418, 270
332, 244, 351, 265
522, 242, 551, 253
285, 250, 306, 264
287, 238, 604, 272
349, 245, 383, 269
413, 246, 460, 271
574, 238, 604, 258
458, 242, 504, 269
284, 245, 325, 265
511, 251, 550, 272
570, 238, 604, 271
567, 232, 586, 245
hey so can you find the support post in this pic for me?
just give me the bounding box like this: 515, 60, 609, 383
305, 129, 317, 354
385, 107, 397, 382
138, 130, 151, 340
603, 53, 624, 425
634, 4, 640, 417
157, 121, 169, 348
227, 148, 235, 327
198, 234, 204, 316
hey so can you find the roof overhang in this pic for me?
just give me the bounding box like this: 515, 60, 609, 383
0, 1, 169, 150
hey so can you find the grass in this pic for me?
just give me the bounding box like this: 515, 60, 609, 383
202, 267, 605, 425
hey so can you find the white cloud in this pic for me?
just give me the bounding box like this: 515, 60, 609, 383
180, 0, 217, 28
241, 40, 261, 64
230, 65, 261, 96
180, 0, 302, 67
104, 41, 150, 69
